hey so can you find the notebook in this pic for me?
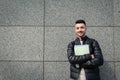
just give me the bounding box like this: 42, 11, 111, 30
74, 44, 90, 55
74, 44, 90, 68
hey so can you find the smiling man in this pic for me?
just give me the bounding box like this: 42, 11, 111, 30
67, 20, 104, 80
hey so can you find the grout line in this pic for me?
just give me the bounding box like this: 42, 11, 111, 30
43, 0, 45, 80
113, 27, 116, 80
43, 60, 69, 62
0, 60, 43, 62
0, 25, 44, 27
114, 62, 116, 80
0, 60, 118, 62
43, 25, 118, 27
0, 25, 120, 27
112, 0, 116, 79
44, 60, 107, 62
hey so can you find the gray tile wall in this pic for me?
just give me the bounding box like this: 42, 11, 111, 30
0, 62, 43, 80
0, 0, 44, 25
0, 0, 119, 80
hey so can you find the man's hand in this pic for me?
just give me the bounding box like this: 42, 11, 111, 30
91, 54, 95, 59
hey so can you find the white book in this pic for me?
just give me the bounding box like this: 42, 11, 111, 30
74, 44, 90, 68
74, 45, 90, 56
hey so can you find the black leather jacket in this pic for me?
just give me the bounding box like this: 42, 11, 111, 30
67, 36, 104, 80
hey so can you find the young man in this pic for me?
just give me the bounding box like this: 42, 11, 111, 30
67, 20, 104, 80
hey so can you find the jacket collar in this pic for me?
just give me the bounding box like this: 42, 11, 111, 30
75, 36, 89, 45
76, 35, 88, 41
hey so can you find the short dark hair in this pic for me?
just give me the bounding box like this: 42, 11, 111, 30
75, 19, 86, 25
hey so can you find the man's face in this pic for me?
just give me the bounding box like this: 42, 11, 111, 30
75, 23, 87, 37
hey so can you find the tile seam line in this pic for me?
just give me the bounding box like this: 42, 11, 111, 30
0, 26, 120, 27
43, 0, 45, 80
112, 0, 116, 79
0, 60, 117, 62
0, 25, 44, 27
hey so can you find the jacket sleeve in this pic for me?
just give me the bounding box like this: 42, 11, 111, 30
67, 41, 91, 64
82, 40, 104, 68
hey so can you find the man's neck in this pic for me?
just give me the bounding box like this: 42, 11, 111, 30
78, 35, 86, 41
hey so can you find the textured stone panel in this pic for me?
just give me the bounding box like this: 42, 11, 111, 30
44, 62, 114, 80
0, 62, 43, 80
114, 0, 120, 26
87, 27, 114, 61
45, 27, 75, 61
0, 0, 44, 25
44, 62, 70, 80
45, 0, 113, 26
0, 27, 43, 60
100, 62, 115, 80
114, 27, 120, 61
45, 27, 113, 61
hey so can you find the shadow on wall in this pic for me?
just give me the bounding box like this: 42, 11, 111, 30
100, 62, 116, 80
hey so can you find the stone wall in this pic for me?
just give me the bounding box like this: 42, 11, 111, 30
0, 0, 119, 80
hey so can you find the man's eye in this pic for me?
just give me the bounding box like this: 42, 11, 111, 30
76, 27, 79, 29
81, 27, 84, 29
